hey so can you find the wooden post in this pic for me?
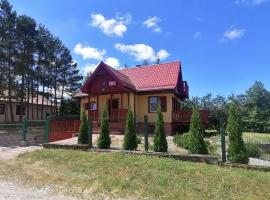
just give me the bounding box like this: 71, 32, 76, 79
88, 94, 91, 120
96, 95, 99, 121
121, 92, 123, 109
110, 94, 113, 120
127, 92, 130, 108
220, 118, 226, 163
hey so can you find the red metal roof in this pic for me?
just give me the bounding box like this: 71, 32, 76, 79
120, 61, 181, 91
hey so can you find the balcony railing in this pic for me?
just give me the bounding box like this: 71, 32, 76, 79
172, 109, 208, 123
88, 109, 128, 122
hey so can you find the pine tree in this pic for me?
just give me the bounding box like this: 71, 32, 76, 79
153, 105, 168, 152
226, 103, 248, 164
78, 113, 89, 144
123, 109, 138, 150
188, 106, 208, 154
97, 105, 111, 149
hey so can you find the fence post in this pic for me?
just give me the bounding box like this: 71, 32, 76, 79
44, 116, 50, 143
220, 119, 226, 163
144, 115, 148, 152
88, 117, 92, 148
21, 117, 28, 146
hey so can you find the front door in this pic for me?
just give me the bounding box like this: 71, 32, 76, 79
107, 98, 119, 121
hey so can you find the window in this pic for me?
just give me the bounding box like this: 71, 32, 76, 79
0, 104, 5, 115
111, 99, 119, 109
84, 102, 97, 110
90, 102, 97, 110
16, 105, 25, 115
148, 96, 167, 112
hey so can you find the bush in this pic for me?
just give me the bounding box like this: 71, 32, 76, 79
188, 106, 208, 154
246, 143, 261, 158
226, 103, 249, 164
205, 140, 218, 155
173, 132, 192, 149
97, 105, 111, 149
153, 105, 168, 152
78, 113, 89, 144
123, 109, 138, 150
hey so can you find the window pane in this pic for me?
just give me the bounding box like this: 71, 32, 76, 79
90, 102, 97, 110
149, 97, 158, 112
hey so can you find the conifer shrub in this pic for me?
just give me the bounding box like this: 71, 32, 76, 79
97, 105, 111, 149
227, 103, 249, 164
78, 113, 89, 144
188, 106, 208, 154
123, 109, 138, 150
153, 105, 168, 152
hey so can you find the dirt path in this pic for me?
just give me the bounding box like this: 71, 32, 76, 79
0, 180, 76, 200
0, 146, 42, 160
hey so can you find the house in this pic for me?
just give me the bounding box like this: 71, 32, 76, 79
0, 94, 54, 123
75, 61, 208, 135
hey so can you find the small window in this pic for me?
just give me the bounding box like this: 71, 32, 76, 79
148, 96, 167, 112
84, 102, 97, 110
90, 102, 97, 110
112, 99, 119, 109
0, 104, 5, 115
16, 105, 25, 115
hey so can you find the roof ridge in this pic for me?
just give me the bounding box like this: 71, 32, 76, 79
119, 60, 181, 71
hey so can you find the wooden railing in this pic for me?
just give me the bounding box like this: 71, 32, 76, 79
110, 108, 128, 122
172, 109, 208, 123
88, 110, 99, 121
89, 109, 128, 122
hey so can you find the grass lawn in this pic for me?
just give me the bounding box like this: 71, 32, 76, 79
1, 149, 270, 200
243, 132, 270, 144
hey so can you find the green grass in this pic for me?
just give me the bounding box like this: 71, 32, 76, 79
1, 149, 270, 200
243, 132, 270, 144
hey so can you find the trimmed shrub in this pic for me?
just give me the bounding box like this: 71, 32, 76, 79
226, 103, 249, 164
173, 132, 192, 149
78, 113, 89, 144
123, 109, 138, 150
246, 143, 261, 158
153, 105, 168, 152
97, 105, 111, 149
188, 106, 208, 154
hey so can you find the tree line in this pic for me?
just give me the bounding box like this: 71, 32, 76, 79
0, 0, 83, 122
183, 81, 270, 133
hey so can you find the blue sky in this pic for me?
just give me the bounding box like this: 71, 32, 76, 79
9, 0, 270, 97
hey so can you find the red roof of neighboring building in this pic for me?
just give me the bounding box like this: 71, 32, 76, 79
120, 61, 181, 91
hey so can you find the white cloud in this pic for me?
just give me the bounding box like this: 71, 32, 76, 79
194, 32, 202, 40
156, 50, 170, 60
74, 43, 105, 60
82, 63, 98, 75
143, 17, 162, 33
115, 43, 169, 62
235, 0, 268, 5
90, 13, 131, 37
104, 57, 120, 68
221, 28, 246, 41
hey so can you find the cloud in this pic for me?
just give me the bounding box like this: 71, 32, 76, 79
82, 63, 98, 75
235, 0, 268, 5
82, 57, 120, 75
90, 13, 131, 37
143, 17, 162, 33
194, 32, 202, 40
221, 28, 246, 41
115, 43, 169, 62
104, 57, 120, 68
74, 43, 106, 60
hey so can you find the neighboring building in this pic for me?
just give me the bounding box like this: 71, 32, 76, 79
75, 61, 208, 135
0, 95, 54, 123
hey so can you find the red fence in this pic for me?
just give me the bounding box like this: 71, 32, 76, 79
49, 119, 80, 142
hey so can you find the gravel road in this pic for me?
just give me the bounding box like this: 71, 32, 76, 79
0, 180, 76, 200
